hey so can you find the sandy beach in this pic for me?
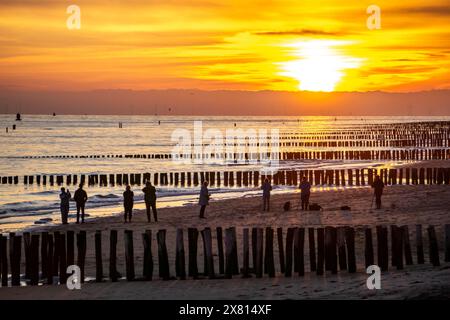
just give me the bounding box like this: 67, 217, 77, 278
1, 182, 449, 300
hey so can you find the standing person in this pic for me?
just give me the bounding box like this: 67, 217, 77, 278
299, 176, 311, 211
199, 181, 210, 219
74, 184, 88, 224
371, 175, 385, 209
59, 187, 71, 225
142, 181, 158, 222
261, 178, 272, 211
123, 185, 134, 223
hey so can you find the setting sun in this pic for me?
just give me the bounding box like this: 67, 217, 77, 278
279, 40, 362, 92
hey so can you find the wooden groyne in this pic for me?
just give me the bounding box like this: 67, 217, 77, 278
3, 167, 450, 187
0, 224, 448, 286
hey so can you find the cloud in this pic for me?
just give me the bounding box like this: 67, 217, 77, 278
254, 29, 352, 37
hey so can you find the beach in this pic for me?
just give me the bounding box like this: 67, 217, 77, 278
1, 183, 449, 300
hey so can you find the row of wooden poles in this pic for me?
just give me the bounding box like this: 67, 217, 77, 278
2, 167, 450, 188
0, 224, 449, 286
8, 148, 450, 161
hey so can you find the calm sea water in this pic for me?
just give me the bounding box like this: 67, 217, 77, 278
0, 114, 447, 232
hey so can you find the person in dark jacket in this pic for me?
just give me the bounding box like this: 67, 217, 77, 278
123, 185, 134, 223
199, 181, 210, 219
299, 176, 311, 210
59, 187, 71, 225
142, 181, 157, 222
261, 178, 272, 211
371, 175, 385, 209
74, 184, 88, 224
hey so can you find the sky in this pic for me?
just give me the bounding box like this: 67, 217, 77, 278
0, 0, 449, 93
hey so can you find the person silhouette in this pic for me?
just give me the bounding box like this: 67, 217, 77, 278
59, 187, 71, 225
74, 184, 88, 223
261, 178, 272, 211
372, 175, 385, 209
299, 176, 311, 210
142, 181, 157, 222
123, 185, 134, 223
199, 181, 210, 218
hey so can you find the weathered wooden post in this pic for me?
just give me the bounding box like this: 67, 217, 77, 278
95, 231, 103, 282
188, 228, 199, 279
427, 226, 440, 266
0, 236, 7, 286
277, 228, 285, 273
24, 232, 31, 280
308, 228, 317, 272
445, 224, 450, 263
376, 226, 388, 271
123, 230, 135, 281
157, 230, 170, 280
402, 225, 413, 265
416, 225, 425, 264
47, 234, 54, 285
296, 228, 305, 276
10, 235, 21, 286
142, 230, 153, 281
201, 228, 214, 279
231, 227, 239, 275
109, 230, 118, 282
285, 228, 295, 277
76, 231, 86, 283
337, 227, 347, 271
176, 229, 186, 280
59, 233, 67, 284
317, 228, 325, 275
345, 227, 356, 273
52, 232, 60, 277
365, 228, 374, 268
242, 228, 250, 278
66, 231, 75, 267
255, 228, 263, 278
30, 234, 39, 285
216, 227, 224, 274
224, 228, 234, 279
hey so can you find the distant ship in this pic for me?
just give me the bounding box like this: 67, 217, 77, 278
16, 113, 21, 121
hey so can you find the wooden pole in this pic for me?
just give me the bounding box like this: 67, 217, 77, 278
345, 227, 356, 273
41, 232, 48, 280
124, 230, 135, 281
255, 228, 263, 278
188, 228, 199, 279
402, 225, 413, 265
47, 234, 54, 285
0, 236, 7, 286
30, 234, 39, 285
139, 231, 152, 281
277, 228, 285, 273
445, 224, 450, 262
66, 230, 75, 267
427, 226, 440, 266
242, 228, 250, 278
95, 231, 103, 282
308, 228, 317, 272
414, 225, 424, 265
365, 228, 374, 268
10, 235, 21, 286
201, 228, 214, 279
216, 227, 224, 275
376, 226, 388, 271
59, 233, 67, 284
224, 228, 234, 279
109, 230, 118, 282
337, 227, 347, 271
176, 229, 186, 280
157, 230, 170, 280
296, 228, 305, 276
285, 228, 295, 277
76, 231, 86, 283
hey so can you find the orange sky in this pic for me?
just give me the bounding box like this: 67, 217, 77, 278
1, 0, 449, 92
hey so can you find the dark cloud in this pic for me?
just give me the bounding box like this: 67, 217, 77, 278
254, 29, 352, 37
388, 5, 450, 16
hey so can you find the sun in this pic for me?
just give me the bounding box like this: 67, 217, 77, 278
279, 40, 361, 92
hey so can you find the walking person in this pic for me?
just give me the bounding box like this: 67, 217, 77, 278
59, 187, 71, 225
74, 184, 88, 224
261, 178, 272, 211
199, 181, 210, 219
299, 176, 311, 211
371, 175, 385, 209
123, 185, 134, 223
142, 181, 158, 222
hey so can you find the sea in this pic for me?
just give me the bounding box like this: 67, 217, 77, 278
1, 114, 447, 232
